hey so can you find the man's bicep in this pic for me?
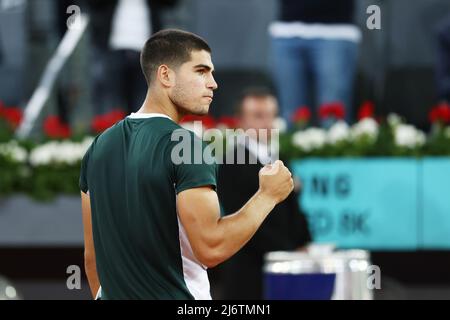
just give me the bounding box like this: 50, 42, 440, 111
177, 186, 220, 228
176, 186, 221, 261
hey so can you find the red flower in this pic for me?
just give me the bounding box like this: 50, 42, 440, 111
291, 106, 311, 123
106, 109, 126, 123
3, 108, 23, 128
429, 102, 450, 124
44, 116, 71, 139
319, 102, 346, 120
91, 117, 109, 134
358, 101, 375, 120
0, 104, 23, 129
217, 116, 238, 129
180, 115, 216, 129
92, 109, 126, 134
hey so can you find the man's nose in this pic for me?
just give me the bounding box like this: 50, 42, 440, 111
208, 75, 218, 90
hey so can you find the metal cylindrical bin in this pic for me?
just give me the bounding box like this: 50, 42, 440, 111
264, 249, 373, 300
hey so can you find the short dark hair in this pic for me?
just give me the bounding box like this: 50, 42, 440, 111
140, 29, 211, 85
234, 86, 276, 116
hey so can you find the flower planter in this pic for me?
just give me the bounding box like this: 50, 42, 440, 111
292, 157, 450, 250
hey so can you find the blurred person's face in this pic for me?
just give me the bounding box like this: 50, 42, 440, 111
239, 95, 278, 143
169, 50, 218, 116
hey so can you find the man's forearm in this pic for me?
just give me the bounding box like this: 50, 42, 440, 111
85, 257, 100, 299
211, 190, 277, 266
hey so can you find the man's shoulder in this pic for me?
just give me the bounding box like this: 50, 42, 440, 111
136, 118, 195, 138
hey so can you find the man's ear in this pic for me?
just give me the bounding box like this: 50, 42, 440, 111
157, 64, 175, 87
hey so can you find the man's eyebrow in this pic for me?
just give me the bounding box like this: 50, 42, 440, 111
193, 64, 214, 72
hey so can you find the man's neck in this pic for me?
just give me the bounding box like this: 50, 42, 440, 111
136, 90, 182, 123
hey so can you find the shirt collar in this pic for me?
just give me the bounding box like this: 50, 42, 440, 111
128, 112, 173, 121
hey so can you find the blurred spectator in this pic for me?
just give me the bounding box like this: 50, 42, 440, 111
217, 87, 312, 300
54, 0, 86, 125
0, 19, 3, 65
0, 0, 28, 106
269, 0, 361, 127
87, 0, 178, 115
436, 16, 450, 103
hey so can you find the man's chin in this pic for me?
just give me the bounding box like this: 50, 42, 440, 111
191, 106, 210, 116
177, 104, 210, 117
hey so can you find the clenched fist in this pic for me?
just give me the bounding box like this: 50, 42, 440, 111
258, 160, 294, 204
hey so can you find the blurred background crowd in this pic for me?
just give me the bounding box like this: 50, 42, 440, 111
1, 0, 450, 131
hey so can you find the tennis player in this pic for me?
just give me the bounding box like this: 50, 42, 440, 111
80, 29, 294, 300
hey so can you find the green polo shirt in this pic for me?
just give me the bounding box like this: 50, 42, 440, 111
80, 114, 217, 300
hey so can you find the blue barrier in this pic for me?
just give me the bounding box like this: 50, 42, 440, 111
264, 273, 336, 300
291, 158, 450, 250
422, 158, 450, 249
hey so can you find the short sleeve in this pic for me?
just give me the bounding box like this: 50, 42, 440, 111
168, 130, 218, 194
79, 143, 93, 194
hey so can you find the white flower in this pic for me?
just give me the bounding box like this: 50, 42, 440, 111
0, 140, 28, 163
29, 139, 90, 167
29, 142, 57, 166
394, 124, 426, 148
351, 118, 379, 140
53, 141, 83, 165
327, 121, 350, 144
387, 113, 402, 127
292, 127, 327, 152
272, 117, 287, 133
12, 147, 27, 163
